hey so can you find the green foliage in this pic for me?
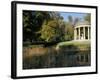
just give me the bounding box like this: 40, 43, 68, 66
64, 22, 74, 41
68, 16, 73, 23
64, 15, 80, 41
40, 20, 64, 42
23, 11, 86, 43
23, 11, 62, 42
84, 14, 91, 23
68, 16, 80, 26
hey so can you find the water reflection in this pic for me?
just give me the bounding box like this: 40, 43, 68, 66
23, 46, 91, 69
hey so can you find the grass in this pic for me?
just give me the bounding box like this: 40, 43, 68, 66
56, 40, 91, 50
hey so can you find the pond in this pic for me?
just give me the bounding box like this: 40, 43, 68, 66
23, 45, 91, 69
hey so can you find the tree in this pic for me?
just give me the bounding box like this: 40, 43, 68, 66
40, 20, 64, 42
23, 11, 61, 42
84, 14, 91, 23
68, 15, 80, 27
64, 16, 79, 41
23, 11, 34, 42
64, 22, 74, 41
68, 16, 73, 24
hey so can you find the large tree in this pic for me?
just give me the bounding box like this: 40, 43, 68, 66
68, 15, 80, 27
23, 11, 61, 42
64, 22, 74, 41
64, 16, 79, 41
40, 19, 65, 42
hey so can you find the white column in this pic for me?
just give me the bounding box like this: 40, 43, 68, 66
79, 27, 80, 40
88, 27, 90, 40
83, 27, 85, 40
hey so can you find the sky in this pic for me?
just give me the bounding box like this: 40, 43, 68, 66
60, 12, 87, 22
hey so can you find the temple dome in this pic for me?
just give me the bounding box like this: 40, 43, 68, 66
75, 21, 90, 27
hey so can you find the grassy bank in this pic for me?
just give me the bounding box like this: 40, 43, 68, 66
56, 40, 91, 50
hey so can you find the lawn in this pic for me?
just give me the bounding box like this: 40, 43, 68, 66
56, 40, 91, 50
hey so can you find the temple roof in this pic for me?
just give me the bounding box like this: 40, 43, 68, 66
75, 21, 90, 27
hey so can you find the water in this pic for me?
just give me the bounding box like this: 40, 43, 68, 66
23, 46, 91, 69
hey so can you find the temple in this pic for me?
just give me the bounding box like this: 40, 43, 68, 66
74, 21, 91, 40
